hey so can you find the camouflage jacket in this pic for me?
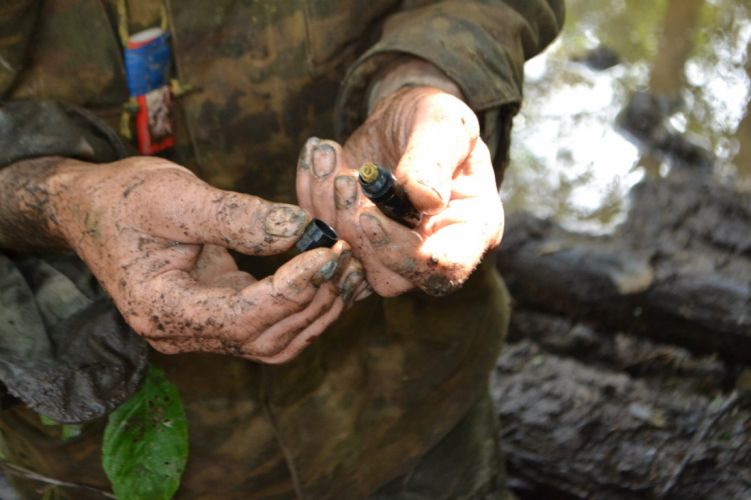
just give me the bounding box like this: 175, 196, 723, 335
0, 0, 563, 498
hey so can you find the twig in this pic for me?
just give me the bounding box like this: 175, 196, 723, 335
0, 459, 115, 498
659, 391, 740, 498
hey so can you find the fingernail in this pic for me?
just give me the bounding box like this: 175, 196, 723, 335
359, 213, 389, 246
312, 260, 339, 286
337, 248, 352, 269
297, 137, 320, 171
334, 175, 357, 209
312, 143, 336, 179
418, 179, 444, 204
355, 282, 373, 301
264, 206, 308, 238
339, 271, 364, 304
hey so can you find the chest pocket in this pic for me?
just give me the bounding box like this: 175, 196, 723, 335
10, 0, 128, 108
304, 0, 398, 74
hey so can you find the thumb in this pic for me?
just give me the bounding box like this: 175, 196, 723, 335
395, 120, 475, 215
134, 171, 311, 255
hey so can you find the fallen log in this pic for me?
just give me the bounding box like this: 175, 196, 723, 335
492, 335, 751, 500
493, 172, 751, 498
496, 174, 751, 362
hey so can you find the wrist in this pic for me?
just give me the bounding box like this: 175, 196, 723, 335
47, 158, 102, 249
0, 156, 97, 251
367, 57, 464, 114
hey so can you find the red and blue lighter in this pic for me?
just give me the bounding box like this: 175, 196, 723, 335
124, 27, 175, 154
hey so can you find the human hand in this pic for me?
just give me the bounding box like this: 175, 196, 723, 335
296, 87, 504, 297
50, 156, 365, 363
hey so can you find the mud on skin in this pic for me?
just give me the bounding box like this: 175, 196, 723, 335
0, 157, 70, 251
0, 155, 358, 363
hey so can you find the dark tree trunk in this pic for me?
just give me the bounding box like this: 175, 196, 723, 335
493, 172, 751, 499
496, 174, 751, 363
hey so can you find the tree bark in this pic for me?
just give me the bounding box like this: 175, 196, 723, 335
494, 172, 751, 498
648, 0, 705, 98
496, 174, 751, 363
493, 334, 751, 500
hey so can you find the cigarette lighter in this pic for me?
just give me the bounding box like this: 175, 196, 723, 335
124, 27, 175, 155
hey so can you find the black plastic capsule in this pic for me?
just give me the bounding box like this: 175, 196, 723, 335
295, 219, 338, 253
358, 162, 423, 229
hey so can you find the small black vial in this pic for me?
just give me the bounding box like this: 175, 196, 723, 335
295, 219, 338, 253
358, 162, 423, 229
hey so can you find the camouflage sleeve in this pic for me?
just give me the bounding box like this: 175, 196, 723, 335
0, 0, 39, 96
0, 102, 143, 424
0, 100, 131, 167
335, 0, 565, 177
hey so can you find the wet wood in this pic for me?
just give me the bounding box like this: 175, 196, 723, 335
493, 172, 751, 498
648, 0, 705, 97
496, 173, 751, 363
492, 333, 751, 500
732, 37, 751, 178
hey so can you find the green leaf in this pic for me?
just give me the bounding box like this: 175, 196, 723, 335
39, 415, 82, 441
61, 424, 82, 441
102, 365, 188, 500
39, 414, 57, 426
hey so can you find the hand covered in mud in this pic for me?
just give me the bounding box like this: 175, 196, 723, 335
51, 157, 365, 363
296, 87, 504, 297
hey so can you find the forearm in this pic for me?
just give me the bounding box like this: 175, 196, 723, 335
0, 156, 86, 252
367, 57, 464, 113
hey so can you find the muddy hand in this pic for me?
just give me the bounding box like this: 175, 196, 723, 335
296, 87, 504, 297
50, 156, 362, 363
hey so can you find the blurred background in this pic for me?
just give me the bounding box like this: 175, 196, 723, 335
3, 1, 749, 499
492, 1, 751, 498
503, 0, 751, 233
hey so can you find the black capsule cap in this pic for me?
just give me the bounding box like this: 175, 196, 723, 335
295, 219, 338, 252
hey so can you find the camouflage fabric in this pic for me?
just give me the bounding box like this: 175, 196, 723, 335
0, 0, 563, 498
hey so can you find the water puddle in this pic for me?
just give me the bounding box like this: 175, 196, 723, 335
502, 0, 751, 234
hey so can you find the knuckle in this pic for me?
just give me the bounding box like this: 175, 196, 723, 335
420, 274, 464, 297
262, 351, 298, 365
250, 338, 283, 359
369, 277, 407, 298
426, 93, 479, 136
419, 260, 470, 297
298, 137, 321, 171
462, 109, 480, 138
147, 340, 182, 355
125, 312, 158, 339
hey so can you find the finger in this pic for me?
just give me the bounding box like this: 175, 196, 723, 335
260, 297, 346, 364
243, 243, 356, 360
250, 246, 343, 331
131, 169, 311, 256
358, 208, 470, 296
395, 97, 479, 214
354, 282, 373, 301
248, 281, 338, 358
332, 172, 362, 246
458, 140, 505, 248
333, 174, 359, 213
126, 247, 341, 352
209, 271, 257, 291
337, 258, 366, 307
356, 210, 417, 296
331, 240, 354, 279
449, 140, 498, 199
124, 270, 253, 353
296, 137, 320, 213
192, 245, 239, 283
308, 140, 345, 226
424, 140, 502, 242
423, 198, 498, 236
